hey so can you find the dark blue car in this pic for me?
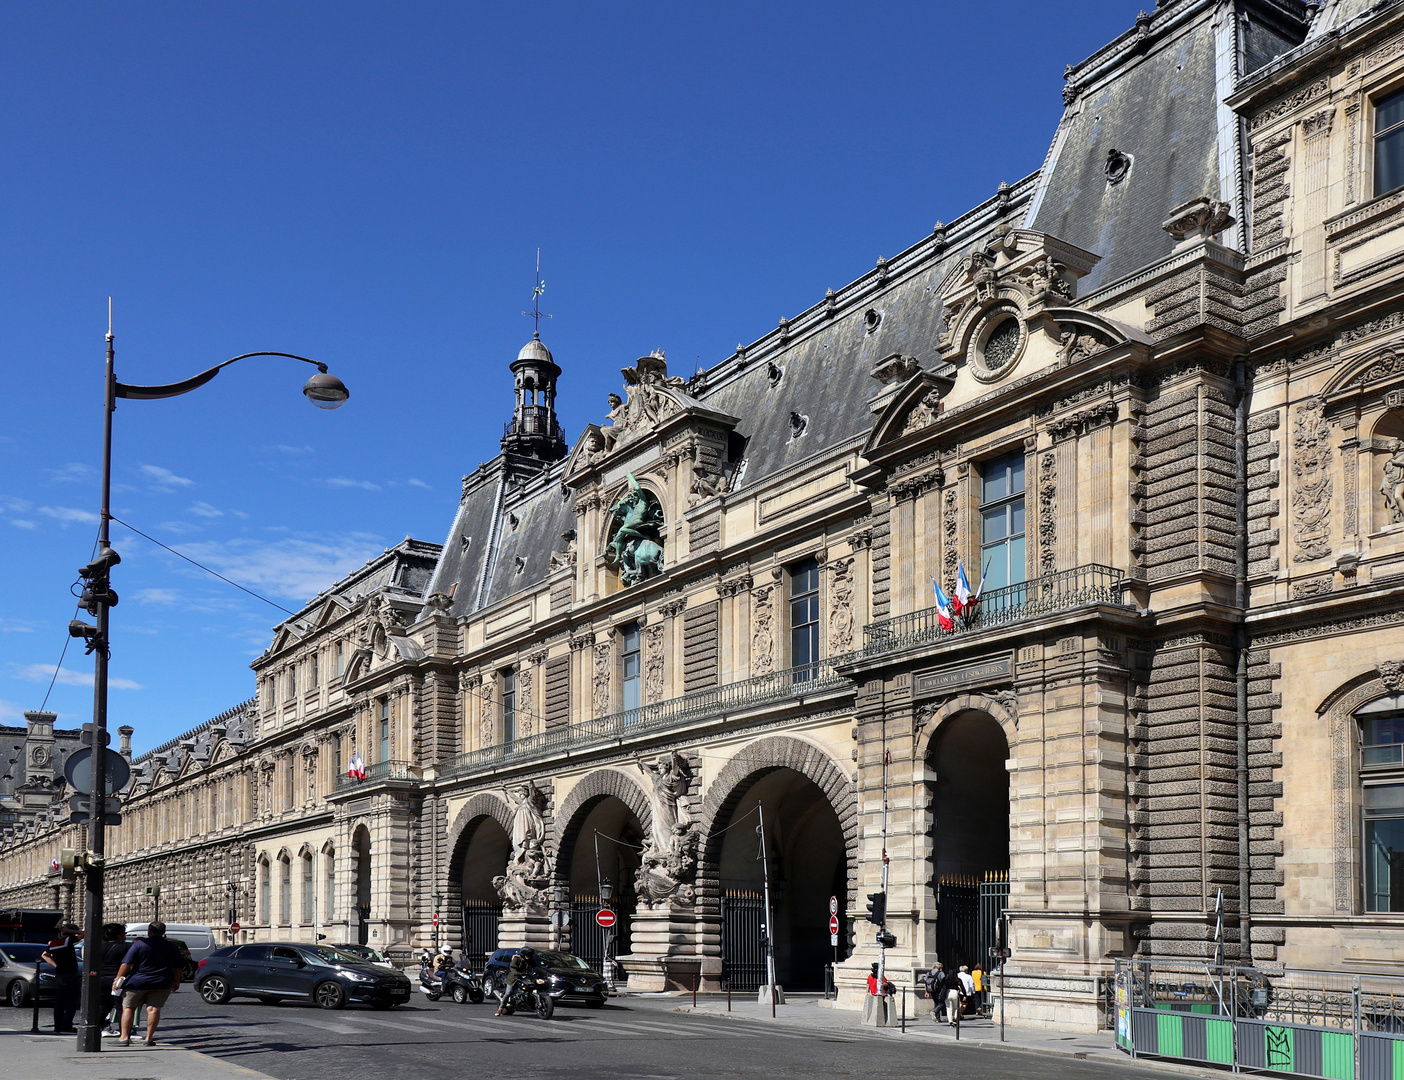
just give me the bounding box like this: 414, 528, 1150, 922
195, 942, 410, 1010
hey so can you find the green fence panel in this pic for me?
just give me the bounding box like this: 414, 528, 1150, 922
1156, 1010, 1185, 1059
1360, 1031, 1404, 1080
1206, 1018, 1234, 1065
1322, 1030, 1355, 1080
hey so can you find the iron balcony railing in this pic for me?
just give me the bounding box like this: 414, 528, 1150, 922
335, 759, 420, 791
503, 405, 563, 441
439, 655, 854, 781
862, 563, 1130, 655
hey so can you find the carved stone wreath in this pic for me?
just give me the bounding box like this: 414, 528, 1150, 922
968, 308, 1027, 382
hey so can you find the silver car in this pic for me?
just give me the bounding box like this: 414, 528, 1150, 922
0, 943, 56, 1008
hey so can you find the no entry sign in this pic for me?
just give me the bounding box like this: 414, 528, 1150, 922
230, 922, 241, 935
596, 908, 617, 928
829, 915, 840, 935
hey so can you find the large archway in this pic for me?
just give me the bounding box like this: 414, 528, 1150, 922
699, 738, 856, 993
351, 825, 371, 945
554, 771, 651, 977
446, 794, 515, 968
928, 709, 1010, 968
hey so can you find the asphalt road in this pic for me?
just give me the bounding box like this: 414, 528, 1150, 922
55, 991, 1192, 1080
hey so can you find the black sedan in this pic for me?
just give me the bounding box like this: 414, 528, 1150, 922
0, 943, 56, 1007
195, 942, 411, 1010
483, 949, 607, 1007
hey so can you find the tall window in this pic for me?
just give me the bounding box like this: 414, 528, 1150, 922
378, 700, 390, 763
279, 857, 291, 925
335, 642, 344, 677
1360, 698, 1404, 911
259, 861, 270, 924
981, 451, 1026, 594
302, 854, 315, 925
790, 558, 820, 680
324, 850, 335, 925
333, 737, 342, 780
501, 670, 516, 745
621, 625, 642, 712
287, 667, 297, 699
1377, 88, 1404, 197
308, 652, 318, 689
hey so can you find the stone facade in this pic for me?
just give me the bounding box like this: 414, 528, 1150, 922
10, 0, 1404, 1034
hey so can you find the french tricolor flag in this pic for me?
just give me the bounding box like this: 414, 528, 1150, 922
348, 754, 366, 780
932, 579, 955, 632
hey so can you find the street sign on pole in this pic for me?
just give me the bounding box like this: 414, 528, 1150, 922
63, 746, 131, 797
230, 922, 240, 935
829, 895, 838, 916
831, 934, 838, 946
595, 908, 617, 929
829, 914, 840, 935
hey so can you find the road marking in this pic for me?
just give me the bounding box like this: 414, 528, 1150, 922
271, 1015, 363, 1036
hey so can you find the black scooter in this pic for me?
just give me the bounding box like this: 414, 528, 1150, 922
419, 963, 485, 1004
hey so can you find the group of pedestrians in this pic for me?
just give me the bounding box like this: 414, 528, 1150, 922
41, 920, 184, 1046
920, 962, 986, 1025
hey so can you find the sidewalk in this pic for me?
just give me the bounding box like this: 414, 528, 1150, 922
655, 992, 1223, 1077
0, 1026, 279, 1080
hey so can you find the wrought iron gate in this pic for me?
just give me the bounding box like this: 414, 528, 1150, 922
460, 900, 501, 972
937, 871, 1008, 967
570, 896, 630, 978
722, 890, 766, 992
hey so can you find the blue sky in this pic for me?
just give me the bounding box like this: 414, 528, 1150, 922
0, 1, 1138, 754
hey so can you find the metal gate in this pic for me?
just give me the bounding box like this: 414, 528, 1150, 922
571, 896, 630, 978
937, 871, 1008, 968
722, 890, 766, 992
460, 900, 501, 972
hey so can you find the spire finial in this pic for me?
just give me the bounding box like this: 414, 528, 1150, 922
522, 247, 552, 336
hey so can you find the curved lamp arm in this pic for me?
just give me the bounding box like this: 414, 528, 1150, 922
114, 351, 329, 401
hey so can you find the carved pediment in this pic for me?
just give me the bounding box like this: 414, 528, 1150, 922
864, 368, 957, 454
936, 227, 1101, 368
565, 350, 739, 484
1323, 345, 1404, 401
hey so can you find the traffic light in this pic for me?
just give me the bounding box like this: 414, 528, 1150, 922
865, 891, 886, 926
877, 930, 897, 949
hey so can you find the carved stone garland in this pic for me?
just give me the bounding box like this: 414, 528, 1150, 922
1291, 396, 1333, 563
592, 642, 612, 718
828, 557, 855, 653
1039, 450, 1057, 574
751, 586, 776, 675
644, 624, 665, 703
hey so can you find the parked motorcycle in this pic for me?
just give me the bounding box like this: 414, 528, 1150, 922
494, 973, 555, 1020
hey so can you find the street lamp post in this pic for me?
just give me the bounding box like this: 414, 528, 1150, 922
599, 877, 614, 992
74, 323, 348, 1053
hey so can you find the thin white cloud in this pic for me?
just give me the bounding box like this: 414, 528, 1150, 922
407, 478, 431, 489
140, 464, 194, 489
188, 502, 223, 518
1, 496, 34, 513
9, 664, 142, 690
0, 618, 35, 633
48, 463, 96, 484
10, 519, 38, 530
132, 588, 183, 605
38, 505, 100, 525
156, 533, 385, 602
0, 699, 23, 722
268, 445, 314, 455
324, 477, 381, 491
157, 521, 201, 535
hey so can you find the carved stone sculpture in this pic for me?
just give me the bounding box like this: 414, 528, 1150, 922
644, 624, 665, 703
548, 529, 577, 571
1291, 396, 1333, 562
494, 836, 553, 913
502, 781, 545, 863
901, 390, 943, 435
1056, 324, 1113, 365
1162, 197, 1235, 244
603, 350, 687, 445
605, 474, 665, 586
1381, 440, 1404, 525
828, 557, 855, 652
592, 642, 612, 717
751, 586, 775, 675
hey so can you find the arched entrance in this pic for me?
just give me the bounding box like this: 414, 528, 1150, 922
352, 825, 371, 945
929, 709, 1010, 968
446, 797, 513, 970
710, 768, 848, 991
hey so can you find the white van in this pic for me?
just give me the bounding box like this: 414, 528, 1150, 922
123, 922, 218, 965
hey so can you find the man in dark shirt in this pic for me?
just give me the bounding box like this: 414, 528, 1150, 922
115, 921, 181, 1046
99, 923, 128, 1037
40, 924, 82, 1034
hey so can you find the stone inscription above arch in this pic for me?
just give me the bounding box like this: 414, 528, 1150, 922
550, 768, 653, 887
696, 735, 858, 909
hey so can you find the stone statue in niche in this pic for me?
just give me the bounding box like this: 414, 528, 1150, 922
605, 474, 665, 586
1291, 396, 1333, 562
634, 750, 699, 907
1382, 439, 1404, 525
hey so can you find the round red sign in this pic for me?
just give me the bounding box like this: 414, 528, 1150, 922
596, 908, 617, 928
230, 922, 241, 935
828, 915, 840, 935
432, 913, 439, 926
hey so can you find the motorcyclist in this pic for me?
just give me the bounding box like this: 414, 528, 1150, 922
494, 946, 535, 1016
434, 948, 455, 975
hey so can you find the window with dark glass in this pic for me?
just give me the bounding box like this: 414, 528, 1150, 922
286, 667, 296, 699
621, 625, 642, 713
302, 855, 314, 924
378, 699, 390, 763
980, 451, 1026, 595
790, 558, 820, 680
1377, 88, 1404, 197
335, 642, 344, 676
308, 653, 318, 689
1359, 698, 1404, 912
501, 670, 516, 745
279, 858, 291, 925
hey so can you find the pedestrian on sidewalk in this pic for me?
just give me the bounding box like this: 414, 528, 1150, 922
115, 922, 182, 1047
957, 965, 976, 1016
969, 962, 985, 1016
865, 964, 894, 997
41, 924, 82, 1034
99, 924, 128, 1037
942, 964, 964, 1027
922, 964, 944, 1022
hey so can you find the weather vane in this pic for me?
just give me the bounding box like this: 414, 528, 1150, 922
522, 247, 552, 336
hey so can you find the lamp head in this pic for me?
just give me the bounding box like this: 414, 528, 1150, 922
302, 370, 350, 410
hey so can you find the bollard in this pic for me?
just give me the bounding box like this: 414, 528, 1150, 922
727, 980, 732, 1012
30, 960, 40, 1033
900, 985, 906, 1033
955, 994, 961, 1041
693, 972, 697, 1008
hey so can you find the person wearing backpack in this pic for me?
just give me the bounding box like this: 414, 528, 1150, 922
942, 964, 965, 1026
922, 964, 944, 1022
